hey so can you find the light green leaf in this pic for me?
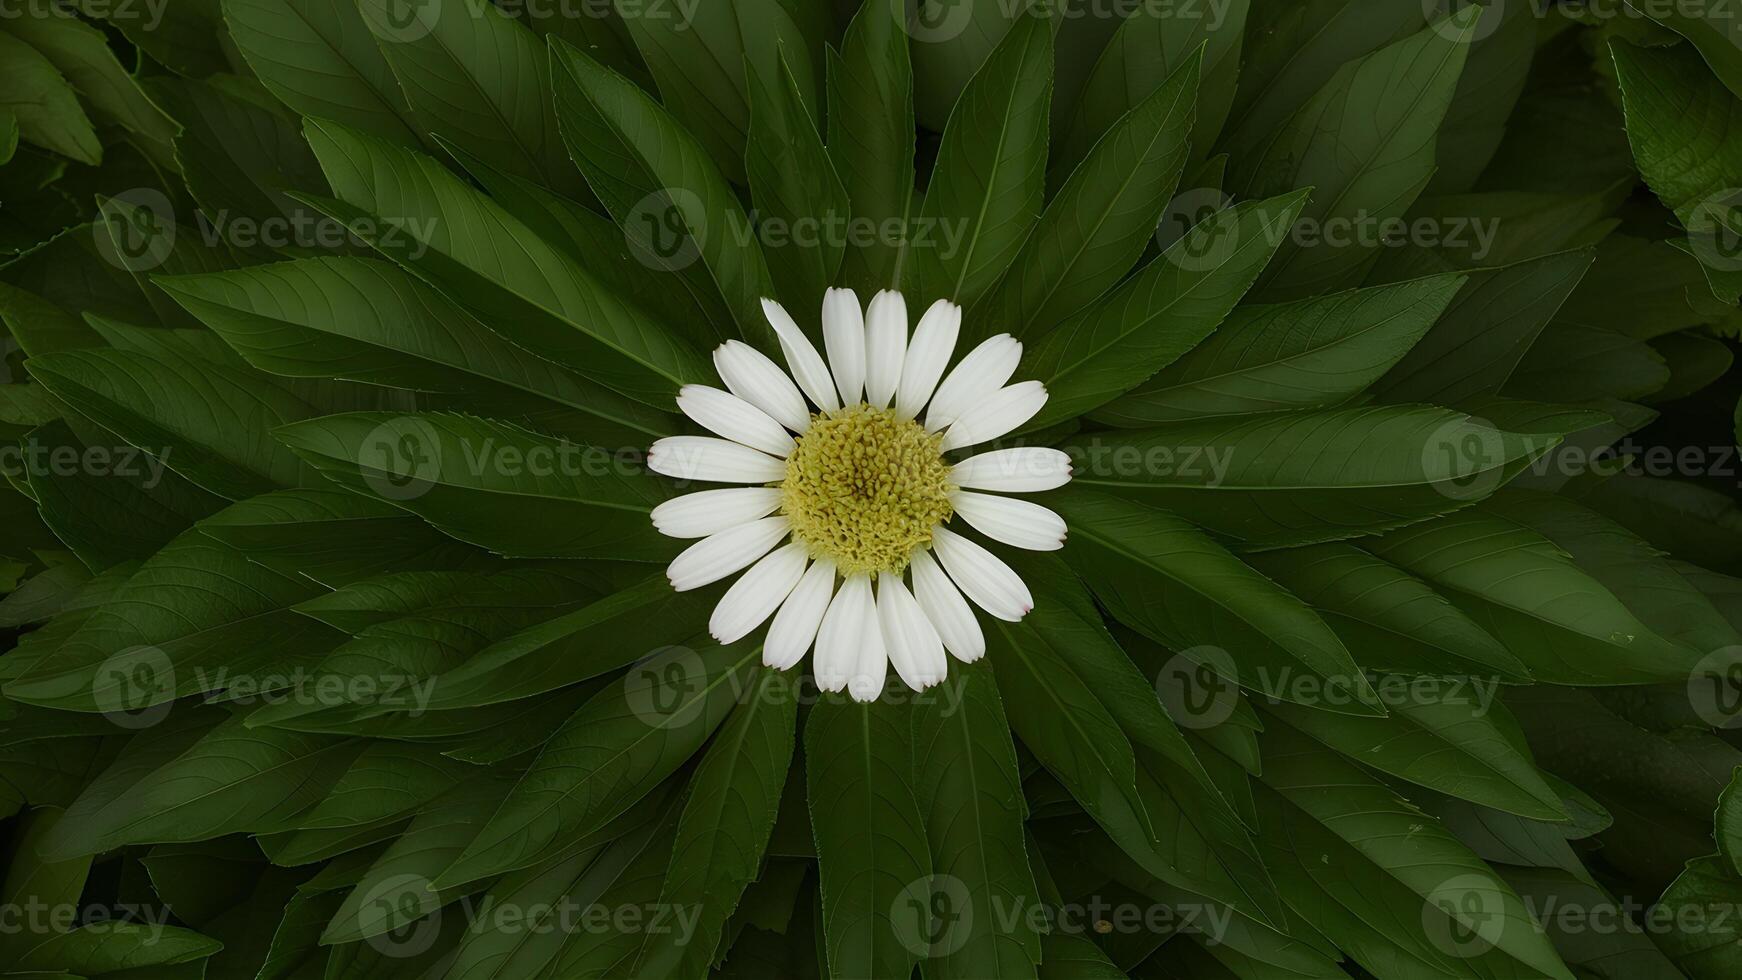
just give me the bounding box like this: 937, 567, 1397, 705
435, 642, 757, 887
747, 51, 848, 317
1097, 272, 1465, 425
224, 0, 424, 149
550, 36, 777, 350
806, 694, 931, 980
1372, 249, 1594, 405
910, 10, 1052, 311
1054, 0, 1248, 179
28, 342, 323, 500
301, 117, 712, 404
358, 0, 584, 195
635, 667, 796, 977
913, 658, 1041, 980
1023, 190, 1309, 428
0, 32, 100, 166
1236, 9, 1479, 298
829, 0, 915, 293
1053, 489, 1380, 714
1063, 404, 1557, 547
275, 412, 674, 560
979, 53, 1200, 340
156, 256, 678, 446
1247, 542, 1527, 680
1367, 507, 1707, 684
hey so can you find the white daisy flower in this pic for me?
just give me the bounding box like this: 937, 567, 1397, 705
647, 288, 1073, 701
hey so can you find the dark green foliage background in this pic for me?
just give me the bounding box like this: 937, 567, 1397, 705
3, 1, 1742, 978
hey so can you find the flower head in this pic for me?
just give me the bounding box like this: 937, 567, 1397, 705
647, 288, 1072, 700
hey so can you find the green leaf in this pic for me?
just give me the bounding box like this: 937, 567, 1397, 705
1619, 0, 1742, 106
0, 809, 93, 964
1260, 689, 1567, 821
322, 777, 509, 943
1508, 322, 1671, 403
156, 256, 677, 446
293, 740, 470, 833
196, 487, 487, 588
301, 117, 712, 404
224, 0, 425, 149
358, 0, 584, 195
1097, 273, 1465, 425
746, 52, 849, 317
1247, 542, 1528, 680
1023, 190, 1310, 428
1257, 720, 1575, 980
417, 575, 711, 710
549, 36, 777, 350
1053, 489, 1379, 714
1063, 404, 1556, 547
1367, 507, 1707, 684
3, 521, 342, 714
0, 32, 101, 166
610, 0, 753, 183
43, 715, 362, 856
1054, 0, 1248, 179
275, 412, 674, 560
27, 342, 323, 500
913, 658, 1041, 979
978, 52, 1200, 340
829, 0, 915, 293
910, 10, 1053, 311
806, 694, 931, 980
3, 12, 176, 150
1236, 9, 1479, 299
1371, 249, 1595, 405
15, 922, 221, 975
635, 667, 797, 977
435, 642, 757, 887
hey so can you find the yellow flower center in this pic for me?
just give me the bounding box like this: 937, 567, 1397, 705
780, 405, 954, 577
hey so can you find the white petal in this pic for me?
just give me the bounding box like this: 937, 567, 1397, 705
651, 487, 782, 538
710, 543, 808, 644
930, 526, 1033, 622
714, 341, 811, 433
822, 287, 866, 406
815, 572, 874, 693
910, 549, 984, 663
853, 582, 890, 701
863, 290, 908, 409
950, 492, 1067, 551
939, 381, 1049, 452
894, 299, 961, 420
678, 385, 796, 457
764, 558, 835, 670
926, 334, 1022, 432
951, 448, 1073, 493
648, 436, 786, 484
877, 574, 947, 692
762, 298, 840, 413
666, 516, 790, 592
